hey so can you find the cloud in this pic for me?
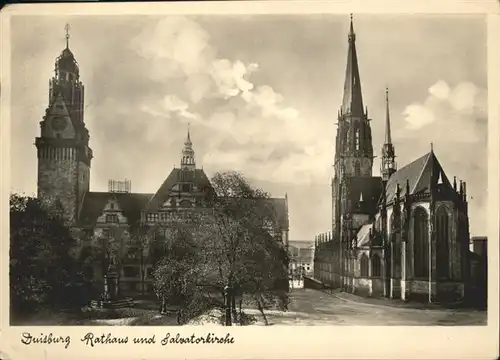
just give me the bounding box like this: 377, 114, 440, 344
129, 16, 330, 185
428, 80, 450, 100
401, 81, 487, 140
394, 80, 487, 238
211, 59, 258, 98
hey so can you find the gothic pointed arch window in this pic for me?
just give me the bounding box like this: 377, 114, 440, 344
413, 207, 429, 278
355, 129, 360, 151
360, 253, 369, 277
354, 161, 361, 177
436, 206, 450, 279
372, 253, 381, 277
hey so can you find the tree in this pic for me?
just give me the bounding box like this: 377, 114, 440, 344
152, 225, 223, 323
152, 171, 289, 325
9, 193, 80, 319
86, 225, 131, 297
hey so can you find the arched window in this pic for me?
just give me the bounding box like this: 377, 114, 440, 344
372, 254, 381, 277
413, 207, 429, 278
360, 254, 369, 277
354, 161, 361, 177
355, 129, 360, 151
436, 206, 450, 279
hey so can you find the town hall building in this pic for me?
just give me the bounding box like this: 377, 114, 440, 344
35, 27, 289, 296
313, 17, 471, 303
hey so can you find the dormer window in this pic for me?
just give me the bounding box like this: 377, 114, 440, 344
106, 214, 118, 223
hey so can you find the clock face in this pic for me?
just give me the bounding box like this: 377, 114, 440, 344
51, 117, 68, 131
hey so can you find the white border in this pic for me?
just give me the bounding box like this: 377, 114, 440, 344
1, 2, 499, 359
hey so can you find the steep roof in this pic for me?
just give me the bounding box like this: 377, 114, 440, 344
144, 168, 214, 212
383, 151, 452, 204
77, 191, 152, 227
346, 176, 383, 215
77, 170, 289, 231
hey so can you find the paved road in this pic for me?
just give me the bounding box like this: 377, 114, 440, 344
251, 288, 486, 326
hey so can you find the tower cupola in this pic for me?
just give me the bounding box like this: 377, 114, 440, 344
181, 124, 196, 170
55, 24, 80, 82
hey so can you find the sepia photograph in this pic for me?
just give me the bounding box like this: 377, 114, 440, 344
6, 10, 491, 328
1, 2, 499, 358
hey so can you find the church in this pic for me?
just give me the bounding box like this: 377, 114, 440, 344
34, 26, 289, 296
313, 17, 471, 303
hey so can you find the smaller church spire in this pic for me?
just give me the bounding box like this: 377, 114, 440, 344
385, 87, 392, 144
65, 23, 70, 49
381, 87, 396, 182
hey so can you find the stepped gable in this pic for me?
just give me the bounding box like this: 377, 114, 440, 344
77, 191, 152, 227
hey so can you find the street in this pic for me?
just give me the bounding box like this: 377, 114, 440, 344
244, 285, 487, 326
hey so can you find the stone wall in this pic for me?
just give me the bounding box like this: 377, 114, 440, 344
437, 282, 464, 302
353, 277, 371, 296
303, 276, 326, 290
410, 280, 428, 294
38, 156, 78, 222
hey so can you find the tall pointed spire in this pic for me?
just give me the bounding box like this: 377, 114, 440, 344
385, 87, 392, 144
341, 14, 364, 117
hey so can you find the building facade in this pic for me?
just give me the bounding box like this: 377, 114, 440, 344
314, 17, 471, 303
35, 28, 289, 296
288, 240, 315, 278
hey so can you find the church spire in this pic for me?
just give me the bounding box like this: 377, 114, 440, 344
341, 14, 364, 117
65, 23, 70, 49
381, 87, 397, 182
334, 14, 374, 179
385, 87, 392, 144
181, 124, 196, 170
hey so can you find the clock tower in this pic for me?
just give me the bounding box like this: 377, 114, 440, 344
35, 24, 93, 223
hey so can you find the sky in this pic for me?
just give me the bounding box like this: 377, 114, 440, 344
10, 14, 487, 240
